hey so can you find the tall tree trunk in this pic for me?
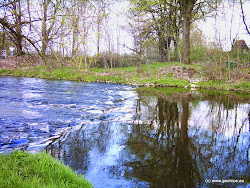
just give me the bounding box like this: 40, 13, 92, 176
158, 31, 170, 62
2, 25, 5, 50
137, 44, 142, 73
15, 0, 23, 56
97, 20, 100, 54
180, 0, 195, 64
182, 15, 191, 64
173, 38, 179, 61
137, 31, 143, 73
42, 0, 48, 57
72, 17, 79, 56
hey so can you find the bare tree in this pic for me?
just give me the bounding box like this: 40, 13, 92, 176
0, 0, 65, 65
40, 0, 61, 57
70, 0, 89, 56
94, 0, 110, 55
126, 10, 151, 72
0, 0, 24, 55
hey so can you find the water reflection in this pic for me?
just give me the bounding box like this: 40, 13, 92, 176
47, 88, 249, 187
0, 76, 248, 187
122, 93, 200, 187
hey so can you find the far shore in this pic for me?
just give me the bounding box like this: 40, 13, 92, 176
0, 61, 249, 92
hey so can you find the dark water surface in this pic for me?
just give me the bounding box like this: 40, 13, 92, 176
0, 76, 249, 187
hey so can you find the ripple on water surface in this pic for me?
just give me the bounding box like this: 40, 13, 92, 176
0, 76, 135, 152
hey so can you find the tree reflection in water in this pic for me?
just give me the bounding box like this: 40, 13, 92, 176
123, 93, 202, 187
47, 89, 249, 187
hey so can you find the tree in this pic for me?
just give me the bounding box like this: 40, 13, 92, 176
0, 0, 25, 55
126, 8, 151, 72
0, 25, 6, 50
179, 0, 220, 64
0, 0, 63, 64
69, 0, 90, 57
130, 0, 220, 64
239, 0, 250, 36
130, 0, 182, 62
67, 0, 97, 70
179, 0, 195, 65
40, 0, 62, 58
96, 0, 104, 54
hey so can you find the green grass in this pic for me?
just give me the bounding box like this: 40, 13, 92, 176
196, 80, 250, 91
0, 62, 249, 92
136, 86, 190, 96
0, 150, 92, 188
233, 81, 250, 89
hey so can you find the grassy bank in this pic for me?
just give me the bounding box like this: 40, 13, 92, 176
136, 86, 250, 103
0, 62, 249, 92
0, 151, 92, 188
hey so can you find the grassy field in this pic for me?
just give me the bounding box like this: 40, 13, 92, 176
0, 62, 249, 91
0, 151, 92, 188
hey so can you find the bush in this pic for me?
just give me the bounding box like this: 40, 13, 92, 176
190, 46, 209, 62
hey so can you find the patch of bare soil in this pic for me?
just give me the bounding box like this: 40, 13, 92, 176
157, 66, 196, 80
0, 55, 44, 69
95, 72, 111, 76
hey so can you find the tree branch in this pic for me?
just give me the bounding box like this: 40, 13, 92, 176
240, 0, 250, 36
0, 18, 46, 63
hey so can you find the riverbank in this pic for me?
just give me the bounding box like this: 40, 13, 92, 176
0, 61, 249, 92
0, 150, 92, 187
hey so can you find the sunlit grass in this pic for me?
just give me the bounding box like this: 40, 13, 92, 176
0, 150, 92, 188
0, 61, 249, 91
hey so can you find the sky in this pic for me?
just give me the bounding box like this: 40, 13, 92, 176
2, 1, 249, 55
20, 0, 247, 56
198, 1, 250, 51
101, 1, 250, 55
51, 0, 250, 55
113, 0, 250, 51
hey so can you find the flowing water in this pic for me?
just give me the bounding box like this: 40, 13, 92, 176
0, 76, 249, 187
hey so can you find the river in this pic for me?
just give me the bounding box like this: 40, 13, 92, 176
0, 76, 249, 187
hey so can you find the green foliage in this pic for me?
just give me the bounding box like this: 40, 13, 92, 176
229, 48, 250, 62
197, 80, 218, 87
0, 69, 12, 75
52, 69, 70, 79
233, 81, 250, 89
0, 150, 92, 188
111, 66, 137, 73
190, 46, 209, 62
